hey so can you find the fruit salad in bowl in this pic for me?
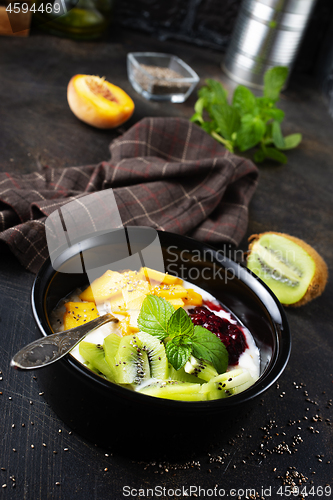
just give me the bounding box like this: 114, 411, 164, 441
31, 229, 290, 452
50, 267, 260, 401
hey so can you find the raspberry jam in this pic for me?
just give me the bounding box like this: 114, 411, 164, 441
188, 304, 248, 365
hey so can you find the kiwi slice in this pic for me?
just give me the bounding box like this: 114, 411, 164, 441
79, 342, 115, 382
136, 332, 168, 380
184, 355, 218, 382
247, 232, 328, 306
115, 335, 150, 385
168, 364, 206, 384
103, 333, 122, 381
137, 380, 206, 401
202, 369, 254, 400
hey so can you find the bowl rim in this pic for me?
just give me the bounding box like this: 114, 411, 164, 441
31, 230, 291, 411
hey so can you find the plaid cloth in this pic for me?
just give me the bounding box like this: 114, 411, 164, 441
0, 117, 259, 273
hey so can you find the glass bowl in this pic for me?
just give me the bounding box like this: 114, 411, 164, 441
127, 52, 200, 103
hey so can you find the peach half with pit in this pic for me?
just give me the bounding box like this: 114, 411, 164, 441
67, 75, 135, 129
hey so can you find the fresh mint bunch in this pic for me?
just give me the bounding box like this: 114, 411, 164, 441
191, 66, 302, 164
138, 295, 229, 373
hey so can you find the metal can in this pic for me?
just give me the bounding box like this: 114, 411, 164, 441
223, 0, 317, 89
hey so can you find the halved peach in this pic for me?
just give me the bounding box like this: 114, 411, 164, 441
67, 74, 135, 129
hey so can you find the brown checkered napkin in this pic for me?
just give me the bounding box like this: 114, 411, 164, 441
0, 117, 259, 273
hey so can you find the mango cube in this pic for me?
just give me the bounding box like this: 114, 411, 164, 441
167, 298, 184, 309
183, 289, 203, 306
121, 279, 150, 305
79, 270, 124, 303
63, 302, 99, 330
141, 267, 182, 286
119, 316, 139, 336
152, 284, 188, 300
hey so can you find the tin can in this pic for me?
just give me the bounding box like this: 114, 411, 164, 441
223, 0, 317, 89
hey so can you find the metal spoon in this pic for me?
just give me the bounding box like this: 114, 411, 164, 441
11, 313, 118, 370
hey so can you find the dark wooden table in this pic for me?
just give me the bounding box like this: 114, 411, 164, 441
0, 27, 332, 500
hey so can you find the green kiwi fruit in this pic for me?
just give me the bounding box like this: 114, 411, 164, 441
79, 342, 115, 381
168, 364, 206, 384
84, 361, 100, 375
103, 333, 122, 381
136, 332, 168, 380
247, 232, 328, 306
184, 355, 218, 382
203, 369, 254, 400
115, 335, 150, 385
137, 380, 205, 401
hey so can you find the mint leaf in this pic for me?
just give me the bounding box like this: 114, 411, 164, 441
279, 133, 302, 150
211, 103, 240, 141
165, 338, 192, 370
200, 121, 216, 135
264, 66, 288, 101
194, 96, 205, 115
190, 112, 204, 124
190, 97, 205, 124
236, 115, 266, 151
263, 146, 287, 164
268, 108, 285, 123
205, 79, 228, 106
253, 148, 266, 163
232, 85, 256, 116
192, 325, 228, 374
272, 121, 286, 149
167, 307, 194, 339
137, 295, 174, 340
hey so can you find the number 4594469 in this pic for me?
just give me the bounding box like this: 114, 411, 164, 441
6, 3, 61, 13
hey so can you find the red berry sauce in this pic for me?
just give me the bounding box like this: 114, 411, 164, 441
188, 303, 248, 366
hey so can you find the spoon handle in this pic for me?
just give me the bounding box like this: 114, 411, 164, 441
11, 313, 118, 370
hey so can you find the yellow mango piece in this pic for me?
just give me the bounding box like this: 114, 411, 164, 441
125, 294, 148, 329
141, 267, 183, 286
63, 302, 99, 330
167, 298, 184, 309
119, 317, 139, 336
108, 297, 127, 314
152, 284, 188, 300
79, 270, 125, 303
121, 279, 151, 305
183, 289, 203, 306
126, 294, 147, 312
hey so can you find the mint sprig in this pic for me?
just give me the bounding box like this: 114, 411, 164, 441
191, 66, 302, 164
138, 295, 229, 373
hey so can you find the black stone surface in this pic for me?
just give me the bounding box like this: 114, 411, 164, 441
0, 28, 332, 499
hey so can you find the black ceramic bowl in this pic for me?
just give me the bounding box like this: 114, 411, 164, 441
32, 229, 291, 458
